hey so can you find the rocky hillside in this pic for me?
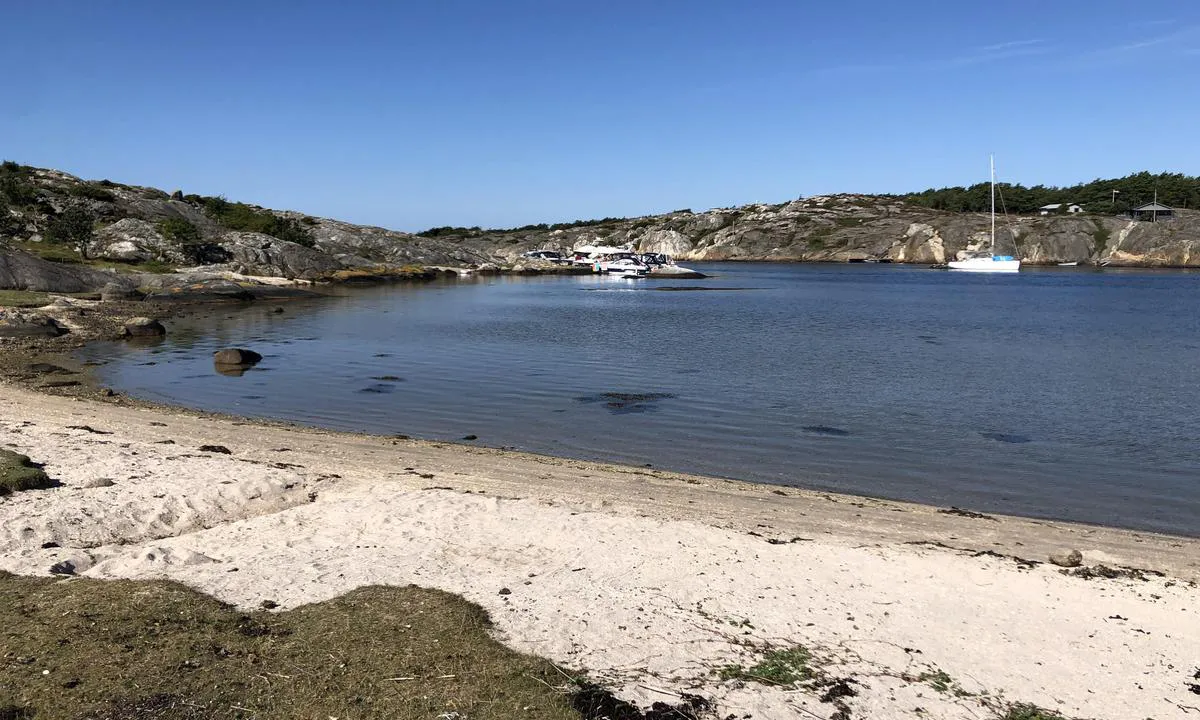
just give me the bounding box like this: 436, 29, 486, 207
0, 164, 497, 284
4, 162, 1200, 296
445, 196, 1200, 267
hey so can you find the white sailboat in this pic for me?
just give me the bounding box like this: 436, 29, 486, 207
948, 155, 1021, 273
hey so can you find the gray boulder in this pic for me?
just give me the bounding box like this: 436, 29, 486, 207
0, 248, 116, 292
100, 281, 144, 302
122, 317, 166, 337
143, 278, 255, 303
88, 218, 186, 263
1048, 549, 1083, 568
219, 231, 344, 280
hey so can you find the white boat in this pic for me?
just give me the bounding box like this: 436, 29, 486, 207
1057, 261, 1079, 267
570, 245, 630, 268
948, 156, 1021, 273
603, 255, 651, 277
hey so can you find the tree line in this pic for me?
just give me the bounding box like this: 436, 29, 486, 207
903, 171, 1200, 214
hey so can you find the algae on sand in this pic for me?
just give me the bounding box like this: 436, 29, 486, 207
0, 574, 580, 720
718, 646, 814, 685
0, 449, 53, 495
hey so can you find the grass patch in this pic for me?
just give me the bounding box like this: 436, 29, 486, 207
15, 241, 177, 274
718, 646, 813, 685
66, 183, 116, 202
0, 290, 51, 308
0, 450, 54, 495
833, 216, 864, 228
0, 574, 580, 720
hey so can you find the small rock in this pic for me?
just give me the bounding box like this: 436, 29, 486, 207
462, 434, 478, 441
38, 380, 81, 389
260, 599, 279, 609
199, 445, 232, 454
498, 587, 512, 595
0, 311, 68, 338
1048, 549, 1083, 568
100, 282, 144, 302
81, 478, 116, 488
49, 560, 76, 575
26, 362, 73, 376
40, 541, 60, 549
122, 317, 166, 338
213, 348, 263, 366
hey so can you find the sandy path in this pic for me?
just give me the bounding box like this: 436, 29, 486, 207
2, 383, 1198, 720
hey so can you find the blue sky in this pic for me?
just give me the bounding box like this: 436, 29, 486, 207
3, 1, 1198, 230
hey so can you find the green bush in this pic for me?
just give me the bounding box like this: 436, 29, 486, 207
157, 216, 231, 264
67, 183, 116, 201
0, 166, 38, 207
43, 206, 96, 259
0, 197, 20, 237
186, 194, 315, 247
157, 217, 201, 245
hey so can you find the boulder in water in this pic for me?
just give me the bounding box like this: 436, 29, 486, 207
122, 317, 166, 337
213, 348, 263, 366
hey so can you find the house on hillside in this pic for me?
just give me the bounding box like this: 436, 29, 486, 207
1130, 202, 1174, 222
1039, 203, 1084, 215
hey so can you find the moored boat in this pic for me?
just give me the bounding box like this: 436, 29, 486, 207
948, 155, 1021, 274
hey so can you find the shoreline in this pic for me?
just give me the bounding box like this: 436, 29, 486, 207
3, 287, 1199, 542
2, 382, 1199, 719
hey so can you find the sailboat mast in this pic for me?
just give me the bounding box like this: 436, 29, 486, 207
990, 154, 996, 254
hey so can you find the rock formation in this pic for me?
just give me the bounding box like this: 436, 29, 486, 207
4, 164, 1200, 298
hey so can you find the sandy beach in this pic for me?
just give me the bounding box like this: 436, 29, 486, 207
2, 381, 1198, 719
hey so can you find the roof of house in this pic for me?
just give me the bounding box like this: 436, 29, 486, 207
1039, 203, 1062, 210
1132, 202, 1174, 211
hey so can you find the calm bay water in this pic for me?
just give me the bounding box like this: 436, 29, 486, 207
80, 264, 1200, 535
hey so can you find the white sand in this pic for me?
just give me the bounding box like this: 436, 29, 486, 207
2, 383, 1198, 720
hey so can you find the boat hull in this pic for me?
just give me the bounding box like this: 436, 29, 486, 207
947, 258, 1021, 273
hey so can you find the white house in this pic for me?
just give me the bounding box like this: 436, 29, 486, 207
1039, 203, 1084, 215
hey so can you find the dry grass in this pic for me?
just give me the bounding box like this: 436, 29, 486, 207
0, 573, 581, 719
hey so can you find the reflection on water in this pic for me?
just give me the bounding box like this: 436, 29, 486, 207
79, 264, 1200, 535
